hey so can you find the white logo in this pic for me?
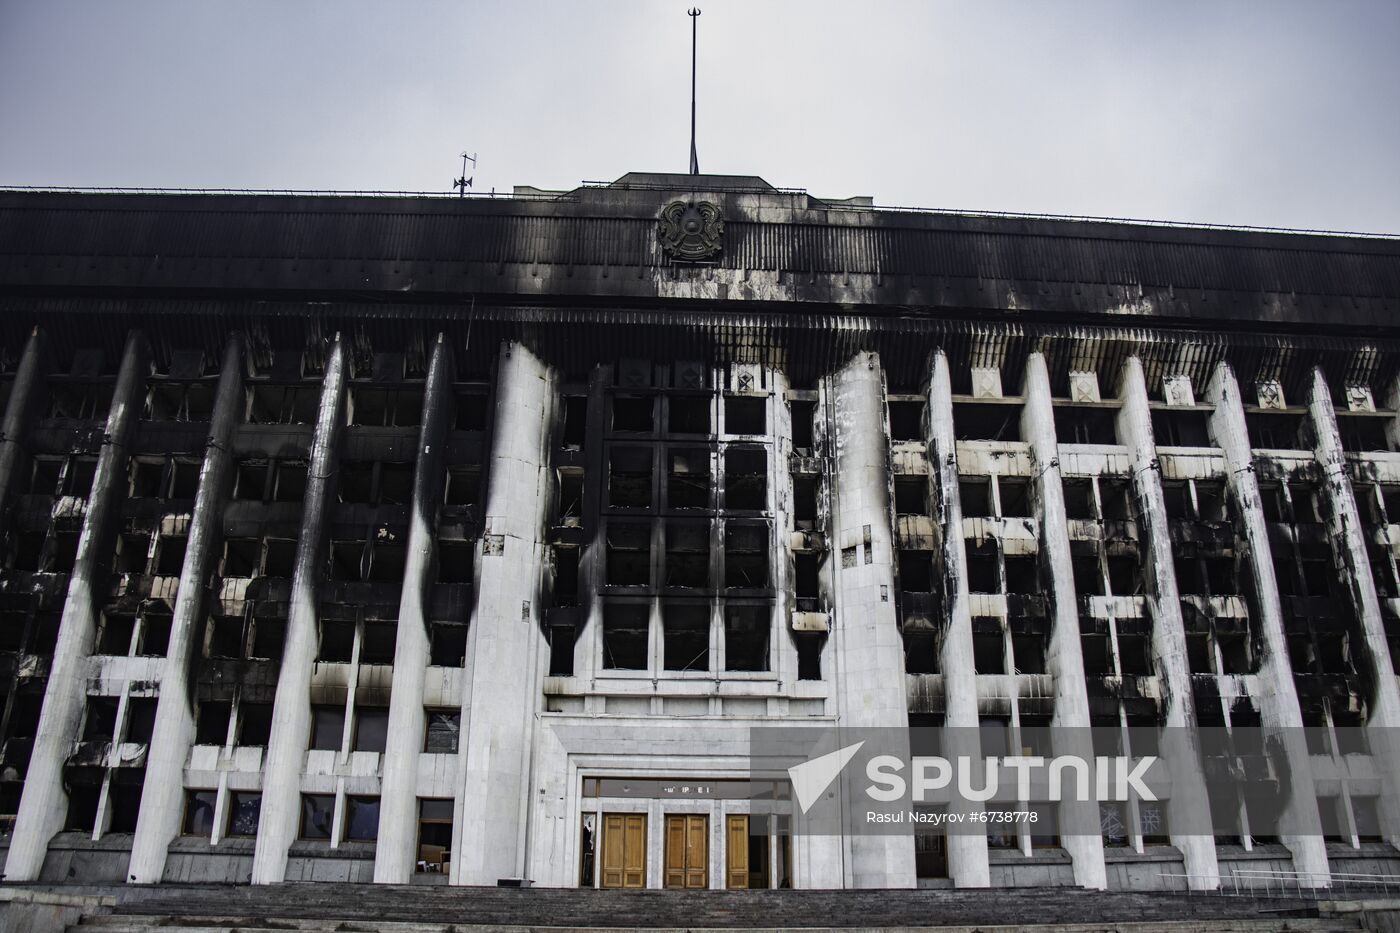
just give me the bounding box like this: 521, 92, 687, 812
787, 742, 864, 814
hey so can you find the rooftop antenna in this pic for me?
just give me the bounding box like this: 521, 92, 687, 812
454, 152, 477, 197
688, 8, 701, 175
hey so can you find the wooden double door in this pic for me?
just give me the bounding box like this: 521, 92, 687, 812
599, 812, 711, 889
664, 814, 709, 888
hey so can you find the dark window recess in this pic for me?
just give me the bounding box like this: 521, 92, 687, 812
667, 449, 710, 509
444, 468, 480, 506
83, 697, 120, 741
50, 382, 113, 421
1106, 556, 1141, 596
612, 395, 654, 433
129, 460, 165, 498
1152, 409, 1211, 447
795, 552, 820, 600
664, 604, 710, 671
424, 710, 461, 753
330, 540, 369, 582
184, 790, 217, 836
998, 478, 1031, 518
1301, 557, 1332, 597
548, 624, 576, 676
360, 621, 397, 664
115, 533, 151, 574
557, 470, 583, 521
1246, 412, 1304, 450
223, 537, 261, 577
351, 387, 422, 427
65, 458, 98, 497
1062, 479, 1095, 520
226, 791, 261, 837
888, 401, 924, 442
353, 707, 389, 753
725, 396, 766, 435
790, 401, 816, 451
1081, 634, 1113, 675
605, 523, 651, 586
238, 703, 273, 746
274, 462, 308, 502
724, 447, 767, 510
562, 395, 588, 447
796, 633, 824, 680
301, 794, 335, 839
454, 391, 489, 432
208, 615, 245, 659
49, 532, 80, 573
1161, 481, 1191, 520
98, 613, 135, 655
603, 604, 649, 670
1204, 557, 1239, 595
171, 460, 200, 499
1287, 635, 1315, 673
30, 613, 61, 654
966, 553, 999, 593
345, 796, 380, 841
904, 632, 939, 674
953, 402, 1020, 442
1054, 406, 1118, 444
554, 547, 580, 606
1196, 480, 1229, 521
366, 542, 406, 583
438, 540, 474, 584
309, 705, 345, 751
430, 623, 468, 667
894, 476, 926, 515
29, 459, 63, 495
250, 618, 286, 660
608, 447, 653, 508
379, 463, 414, 506
248, 385, 318, 424
318, 620, 355, 662
973, 633, 1004, 674
725, 523, 769, 589
155, 537, 187, 576
1338, 414, 1388, 452
792, 474, 818, 524
665, 522, 709, 588
107, 780, 143, 833
1099, 479, 1133, 520
899, 552, 934, 593
1117, 634, 1153, 676
1004, 555, 1038, 594
195, 702, 232, 745
66, 782, 101, 832
125, 697, 157, 744
1289, 482, 1320, 523
960, 479, 993, 517
668, 396, 711, 434
1073, 557, 1104, 596
1258, 482, 1286, 522
1186, 633, 1212, 674
725, 606, 770, 671
8, 531, 43, 573
233, 461, 270, 500
1218, 633, 1252, 674
339, 462, 374, 504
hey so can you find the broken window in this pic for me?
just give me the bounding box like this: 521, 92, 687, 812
152, 536, 186, 577
223, 537, 261, 577
97, 612, 136, 655
973, 633, 1004, 674
339, 462, 375, 504
894, 476, 926, 515
612, 395, 654, 433
1099, 479, 1133, 521
353, 707, 389, 753
424, 710, 460, 753
184, 790, 218, 836
724, 447, 767, 510
309, 705, 345, 751
226, 791, 261, 837
417, 798, 454, 872
350, 387, 422, 427
966, 552, 999, 593
795, 552, 820, 604
196, 701, 231, 745
27, 457, 62, 495
454, 390, 489, 432
238, 703, 273, 746
556, 469, 583, 521
438, 540, 474, 584
549, 623, 576, 675
1337, 414, 1388, 452
663, 604, 710, 671
273, 461, 308, 502
379, 462, 414, 505
904, 632, 939, 674
561, 395, 588, 448
602, 603, 649, 670
1204, 556, 1239, 595
318, 619, 355, 662
345, 796, 380, 841
65, 780, 101, 833
725, 522, 769, 590
665, 521, 709, 588
1117, 634, 1153, 676
208, 615, 245, 658
790, 400, 815, 451
248, 384, 319, 424
725, 396, 766, 435
1054, 406, 1118, 445
49, 531, 80, 573
300, 794, 335, 839
1081, 634, 1113, 675
668, 395, 711, 434
125, 697, 158, 744
330, 540, 369, 582
83, 696, 120, 742
49, 381, 113, 421
1246, 412, 1304, 450
1218, 632, 1252, 674
605, 522, 651, 587
796, 632, 824, 680
430, 622, 468, 667
888, 401, 924, 442
365, 540, 406, 583
997, 478, 1030, 518
553, 547, 579, 605
250, 617, 286, 660
953, 402, 1020, 441
129, 460, 166, 499
667, 449, 711, 510
147, 381, 216, 421
608, 447, 653, 508
115, 532, 152, 574
1106, 556, 1141, 596
959, 478, 993, 517
1004, 555, 1038, 594
1152, 409, 1211, 447
63, 457, 97, 498
1073, 557, 1104, 596
1161, 481, 1191, 520
899, 551, 934, 593
360, 621, 397, 664
792, 474, 818, 525
171, 460, 200, 499
725, 605, 770, 671
233, 461, 270, 500
1062, 479, 1095, 520
107, 778, 143, 833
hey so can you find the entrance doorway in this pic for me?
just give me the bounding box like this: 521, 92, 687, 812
600, 813, 647, 888
663, 814, 709, 888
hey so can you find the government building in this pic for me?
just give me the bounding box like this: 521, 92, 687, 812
0, 173, 1398, 894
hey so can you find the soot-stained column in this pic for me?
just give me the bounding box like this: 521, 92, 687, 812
451, 341, 556, 886
1116, 356, 1219, 888
0, 328, 46, 506
1020, 351, 1105, 890
250, 335, 348, 885
1308, 367, 1400, 846
827, 352, 916, 888
5, 332, 149, 881
926, 350, 990, 887
375, 334, 453, 883
1206, 361, 1328, 879
128, 334, 245, 884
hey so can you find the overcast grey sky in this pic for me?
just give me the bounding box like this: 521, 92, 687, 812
2, 1, 1398, 233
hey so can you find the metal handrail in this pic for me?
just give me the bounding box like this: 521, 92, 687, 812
1159, 868, 1400, 899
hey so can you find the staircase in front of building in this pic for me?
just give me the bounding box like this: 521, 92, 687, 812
45, 883, 1376, 932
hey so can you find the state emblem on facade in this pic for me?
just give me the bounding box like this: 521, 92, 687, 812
658, 199, 724, 261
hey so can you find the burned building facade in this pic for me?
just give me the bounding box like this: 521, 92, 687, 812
0, 174, 1398, 891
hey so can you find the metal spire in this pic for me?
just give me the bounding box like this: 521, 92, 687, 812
688, 8, 701, 175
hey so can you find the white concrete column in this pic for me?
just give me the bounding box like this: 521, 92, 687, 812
827, 351, 916, 889
451, 341, 556, 885
128, 334, 245, 883
374, 334, 453, 883
926, 349, 990, 888
1116, 356, 1219, 888
1205, 361, 1328, 878
0, 328, 46, 504
4, 332, 149, 881
250, 335, 348, 885
1020, 352, 1106, 889
1307, 367, 1400, 845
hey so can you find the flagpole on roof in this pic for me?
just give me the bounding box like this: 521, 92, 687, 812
688, 8, 701, 175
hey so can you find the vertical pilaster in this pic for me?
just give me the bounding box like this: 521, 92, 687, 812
926, 350, 990, 888
128, 334, 245, 883
375, 334, 453, 883
1020, 352, 1106, 889
827, 352, 916, 888
1307, 367, 1400, 845
250, 335, 348, 885
1116, 356, 1219, 887
1205, 361, 1328, 878
451, 341, 555, 885
4, 332, 149, 881
0, 328, 46, 505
